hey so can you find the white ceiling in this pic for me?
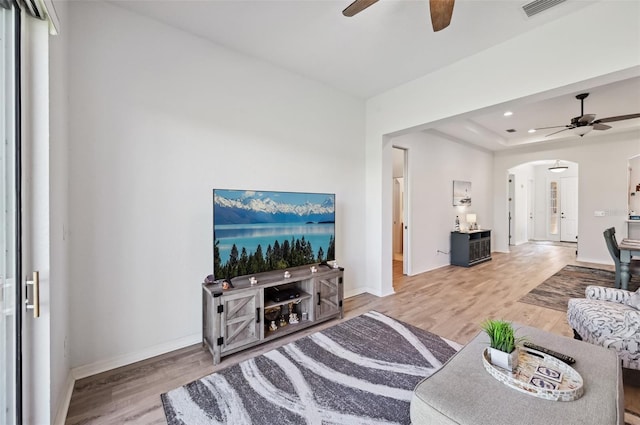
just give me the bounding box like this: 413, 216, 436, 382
110, 0, 640, 151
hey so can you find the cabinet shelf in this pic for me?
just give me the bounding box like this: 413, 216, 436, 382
264, 291, 312, 309
263, 319, 313, 342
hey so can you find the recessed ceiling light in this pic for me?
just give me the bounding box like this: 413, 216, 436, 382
503, 111, 513, 117
528, 129, 536, 133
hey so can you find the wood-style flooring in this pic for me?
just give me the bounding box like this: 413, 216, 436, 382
65, 243, 639, 424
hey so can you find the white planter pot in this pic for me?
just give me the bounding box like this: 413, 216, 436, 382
488, 347, 519, 371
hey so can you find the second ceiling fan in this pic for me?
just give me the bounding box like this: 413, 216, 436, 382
535, 93, 640, 137
342, 0, 455, 32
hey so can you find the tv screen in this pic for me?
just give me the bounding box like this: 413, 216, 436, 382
213, 189, 335, 281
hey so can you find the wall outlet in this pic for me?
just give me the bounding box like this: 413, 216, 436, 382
594, 211, 606, 217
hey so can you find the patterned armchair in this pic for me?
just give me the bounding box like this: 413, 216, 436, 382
567, 286, 640, 370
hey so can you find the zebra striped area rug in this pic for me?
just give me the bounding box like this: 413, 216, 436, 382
161, 311, 461, 425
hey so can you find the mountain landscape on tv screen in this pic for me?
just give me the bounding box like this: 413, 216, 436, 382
214, 191, 335, 224
213, 190, 336, 279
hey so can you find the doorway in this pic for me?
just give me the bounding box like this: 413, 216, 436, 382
392, 147, 408, 275
508, 160, 578, 247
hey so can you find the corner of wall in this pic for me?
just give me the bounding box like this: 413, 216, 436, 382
52, 372, 75, 425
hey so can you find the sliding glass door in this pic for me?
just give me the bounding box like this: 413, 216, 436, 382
0, 3, 19, 424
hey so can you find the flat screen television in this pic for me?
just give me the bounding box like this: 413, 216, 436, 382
213, 189, 335, 281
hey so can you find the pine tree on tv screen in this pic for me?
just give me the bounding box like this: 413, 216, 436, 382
213, 190, 335, 280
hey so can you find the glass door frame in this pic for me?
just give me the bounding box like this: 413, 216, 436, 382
1, 2, 22, 423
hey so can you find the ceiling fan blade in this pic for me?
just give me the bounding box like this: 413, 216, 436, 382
342, 0, 379, 17
578, 114, 595, 124
592, 123, 612, 131
545, 127, 573, 137
430, 0, 455, 32
592, 113, 640, 124
534, 125, 570, 131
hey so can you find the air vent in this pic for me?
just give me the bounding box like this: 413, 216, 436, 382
506, 129, 517, 133
522, 0, 566, 17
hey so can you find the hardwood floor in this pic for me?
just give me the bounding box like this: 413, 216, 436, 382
65, 243, 639, 424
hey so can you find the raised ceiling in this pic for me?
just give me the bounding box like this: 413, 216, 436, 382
110, 0, 639, 151
427, 76, 640, 151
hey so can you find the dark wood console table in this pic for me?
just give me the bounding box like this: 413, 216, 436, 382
450, 230, 491, 267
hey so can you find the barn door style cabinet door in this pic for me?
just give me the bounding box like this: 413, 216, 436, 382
203, 265, 344, 364
315, 274, 342, 321
219, 289, 262, 354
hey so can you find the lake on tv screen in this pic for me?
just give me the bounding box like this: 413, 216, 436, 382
215, 222, 335, 263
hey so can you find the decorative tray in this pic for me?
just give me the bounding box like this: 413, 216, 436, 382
482, 347, 583, 402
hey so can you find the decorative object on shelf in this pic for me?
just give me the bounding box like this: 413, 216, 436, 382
249, 276, 258, 285
269, 321, 278, 332
480, 319, 524, 372
310, 266, 317, 273
289, 312, 299, 324
222, 279, 233, 290
284, 271, 291, 279
332, 261, 340, 269
279, 316, 288, 327
452, 180, 471, 206
302, 311, 308, 321
466, 213, 477, 231
454, 215, 460, 231
264, 306, 281, 322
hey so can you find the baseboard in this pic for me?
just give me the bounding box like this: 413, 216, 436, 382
575, 256, 611, 266
53, 371, 75, 425
344, 286, 368, 299
71, 333, 201, 380
408, 262, 448, 276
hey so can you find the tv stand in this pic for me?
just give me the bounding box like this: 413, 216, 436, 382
202, 264, 344, 364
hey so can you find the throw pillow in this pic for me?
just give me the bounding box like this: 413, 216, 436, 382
627, 290, 640, 310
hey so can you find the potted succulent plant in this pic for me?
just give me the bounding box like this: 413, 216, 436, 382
480, 319, 524, 371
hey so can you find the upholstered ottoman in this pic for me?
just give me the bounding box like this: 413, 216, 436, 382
567, 285, 640, 370
410, 324, 624, 425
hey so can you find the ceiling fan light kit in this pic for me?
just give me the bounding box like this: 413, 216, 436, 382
572, 126, 592, 137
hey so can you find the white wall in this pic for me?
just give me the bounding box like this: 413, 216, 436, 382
365, 0, 640, 297
390, 132, 493, 274
494, 131, 640, 264
66, 1, 365, 373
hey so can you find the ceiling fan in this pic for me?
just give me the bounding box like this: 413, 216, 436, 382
535, 92, 640, 138
342, 0, 455, 32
